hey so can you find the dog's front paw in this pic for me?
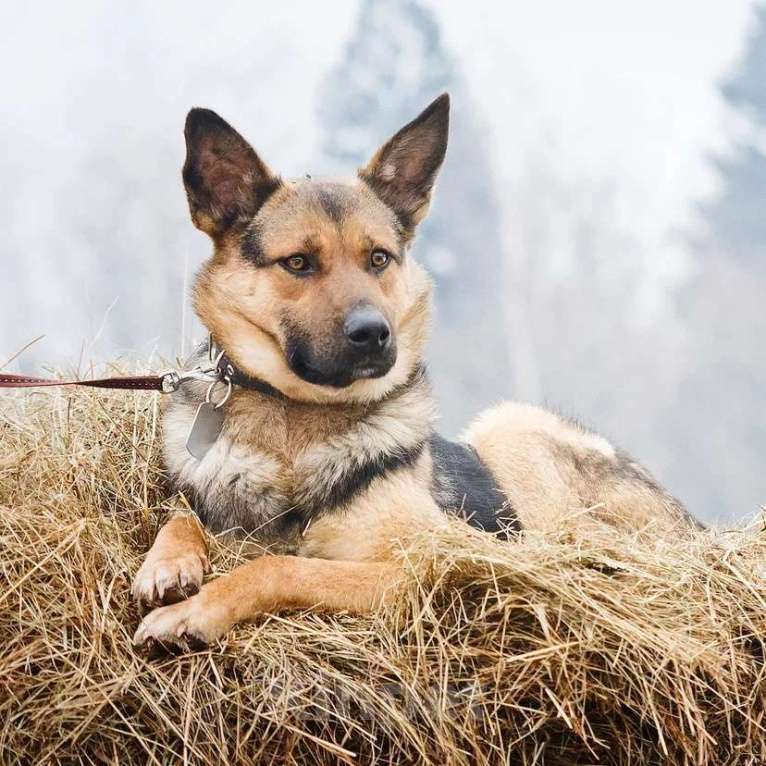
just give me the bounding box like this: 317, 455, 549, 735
133, 593, 231, 651
131, 550, 210, 608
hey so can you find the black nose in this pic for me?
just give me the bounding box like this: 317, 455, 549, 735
343, 305, 391, 353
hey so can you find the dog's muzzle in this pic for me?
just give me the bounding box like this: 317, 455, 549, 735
286, 304, 397, 388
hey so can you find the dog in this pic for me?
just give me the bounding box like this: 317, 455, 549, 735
132, 94, 696, 649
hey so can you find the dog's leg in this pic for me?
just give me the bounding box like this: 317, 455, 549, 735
131, 511, 210, 607
133, 556, 402, 648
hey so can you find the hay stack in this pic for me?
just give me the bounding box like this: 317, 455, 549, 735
1, 380, 765, 764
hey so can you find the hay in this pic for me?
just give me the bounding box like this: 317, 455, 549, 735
1, 380, 765, 765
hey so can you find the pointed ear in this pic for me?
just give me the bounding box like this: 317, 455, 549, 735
359, 93, 450, 235
182, 108, 280, 238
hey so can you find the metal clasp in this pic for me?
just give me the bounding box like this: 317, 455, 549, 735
160, 371, 182, 393
160, 335, 232, 397
162, 366, 222, 391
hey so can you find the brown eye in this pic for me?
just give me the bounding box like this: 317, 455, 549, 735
370, 249, 391, 270
282, 254, 311, 273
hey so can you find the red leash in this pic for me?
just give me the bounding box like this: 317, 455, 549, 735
0, 371, 179, 393
0, 338, 225, 395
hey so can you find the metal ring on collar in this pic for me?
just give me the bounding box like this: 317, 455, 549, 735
204, 376, 232, 409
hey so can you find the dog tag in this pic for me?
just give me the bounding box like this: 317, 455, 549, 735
186, 402, 225, 459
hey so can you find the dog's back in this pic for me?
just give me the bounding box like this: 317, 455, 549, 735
465, 402, 696, 534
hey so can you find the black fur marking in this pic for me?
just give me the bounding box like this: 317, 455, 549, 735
429, 433, 519, 538
302, 440, 426, 521
240, 227, 267, 265
251, 176, 282, 213
316, 185, 347, 224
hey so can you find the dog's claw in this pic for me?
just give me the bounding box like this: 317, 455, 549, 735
131, 551, 208, 608
133, 594, 230, 653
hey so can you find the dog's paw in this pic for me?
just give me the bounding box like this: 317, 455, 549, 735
131, 550, 210, 608
133, 594, 230, 651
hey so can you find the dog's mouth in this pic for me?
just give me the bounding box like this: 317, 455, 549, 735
285, 342, 396, 389
288, 354, 395, 389
351, 366, 385, 380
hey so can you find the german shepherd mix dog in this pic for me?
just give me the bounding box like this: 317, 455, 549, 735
132, 94, 695, 649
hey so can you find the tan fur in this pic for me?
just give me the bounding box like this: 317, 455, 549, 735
193, 181, 433, 406
132, 96, 694, 651
133, 464, 438, 647
464, 402, 689, 535
134, 556, 403, 647
299, 455, 444, 562
131, 512, 210, 607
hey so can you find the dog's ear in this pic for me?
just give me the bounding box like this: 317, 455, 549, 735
359, 93, 449, 235
182, 108, 280, 238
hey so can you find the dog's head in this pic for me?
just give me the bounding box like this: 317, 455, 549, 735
185, 94, 449, 403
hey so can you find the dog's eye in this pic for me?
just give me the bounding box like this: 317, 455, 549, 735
370, 250, 391, 270
281, 254, 311, 274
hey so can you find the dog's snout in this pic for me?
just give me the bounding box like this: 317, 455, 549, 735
343, 306, 391, 353
286, 303, 396, 387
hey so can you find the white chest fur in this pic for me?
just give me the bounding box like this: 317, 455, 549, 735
160, 372, 435, 541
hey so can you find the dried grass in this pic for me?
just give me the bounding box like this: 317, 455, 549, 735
1, 382, 765, 765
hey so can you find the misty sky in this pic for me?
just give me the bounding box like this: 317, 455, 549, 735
441, 2, 754, 312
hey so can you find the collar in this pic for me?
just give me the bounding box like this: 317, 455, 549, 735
215, 351, 286, 400
205, 336, 286, 400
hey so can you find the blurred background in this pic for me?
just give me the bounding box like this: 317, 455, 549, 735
1, 1, 763, 524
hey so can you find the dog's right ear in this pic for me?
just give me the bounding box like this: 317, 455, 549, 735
182, 108, 280, 238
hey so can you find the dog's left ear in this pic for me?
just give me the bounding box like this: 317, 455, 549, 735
359, 93, 450, 235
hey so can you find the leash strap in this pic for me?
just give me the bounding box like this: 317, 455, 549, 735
0, 372, 173, 392
0, 337, 277, 397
